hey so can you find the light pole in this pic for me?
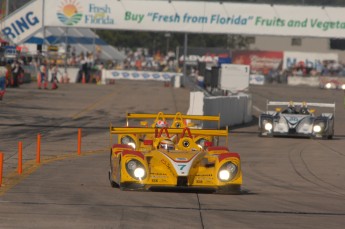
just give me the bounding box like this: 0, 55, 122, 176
165, 32, 171, 55
183, 33, 188, 87
5, 0, 9, 17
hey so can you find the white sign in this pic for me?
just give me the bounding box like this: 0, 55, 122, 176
0, 0, 43, 44
42, 0, 345, 38
283, 51, 338, 70
219, 64, 250, 92
4, 0, 345, 43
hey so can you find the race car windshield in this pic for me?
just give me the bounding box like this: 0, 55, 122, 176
160, 143, 174, 150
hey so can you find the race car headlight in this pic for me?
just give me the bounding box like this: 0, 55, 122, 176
125, 159, 146, 180
261, 118, 273, 132
264, 122, 273, 131
219, 170, 230, 180
341, 84, 345, 90
134, 168, 145, 179
313, 125, 322, 133
218, 162, 238, 182
313, 120, 326, 133
325, 83, 332, 89
121, 136, 136, 149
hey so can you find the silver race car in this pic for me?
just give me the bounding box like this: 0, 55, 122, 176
259, 101, 335, 139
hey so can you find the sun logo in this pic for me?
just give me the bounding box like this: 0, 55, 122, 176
57, 0, 83, 26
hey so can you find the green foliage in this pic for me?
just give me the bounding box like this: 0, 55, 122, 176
95, 30, 250, 54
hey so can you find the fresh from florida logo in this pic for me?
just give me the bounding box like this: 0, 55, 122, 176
57, 0, 83, 26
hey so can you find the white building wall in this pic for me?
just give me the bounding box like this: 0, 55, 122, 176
248, 36, 345, 62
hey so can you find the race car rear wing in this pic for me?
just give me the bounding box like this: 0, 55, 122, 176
126, 112, 220, 129
266, 101, 336, 112
110, 126, 229, 146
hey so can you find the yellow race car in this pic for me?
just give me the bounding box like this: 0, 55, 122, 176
108, 125, 242, 194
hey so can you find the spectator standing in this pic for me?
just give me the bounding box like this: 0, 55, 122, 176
96, 62, 104, 85
86, 52, 94, 82
50, 63, 60, 90
79, 53, 88, 83
0, 61, 8, 100
38, 61, 48, 89
11, 60, 22, 87
5, 62, 12, 87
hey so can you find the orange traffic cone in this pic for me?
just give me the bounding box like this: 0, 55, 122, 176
82, 73, 86, 84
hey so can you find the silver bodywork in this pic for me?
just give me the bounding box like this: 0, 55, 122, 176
258, 101, 335, 139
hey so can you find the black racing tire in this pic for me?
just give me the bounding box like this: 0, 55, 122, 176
258, 131, 266, 137
321, 135, 332, 140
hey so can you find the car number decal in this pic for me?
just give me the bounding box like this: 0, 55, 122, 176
177, 164, 186, 170
287, 116, 299, 124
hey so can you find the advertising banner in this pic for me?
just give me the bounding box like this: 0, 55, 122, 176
0, 0, 42, 44
232, 51, 283, 74
104, 70, 178, 82
283, 51, 338, 70
44, 0, 345, 38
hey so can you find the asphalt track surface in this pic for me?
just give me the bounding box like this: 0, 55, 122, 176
1, 80, 345, 229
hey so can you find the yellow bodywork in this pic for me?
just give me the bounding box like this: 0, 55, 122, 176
109, 126, 242, 194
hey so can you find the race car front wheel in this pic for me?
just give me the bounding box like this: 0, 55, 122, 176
109, 170, 118, 188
